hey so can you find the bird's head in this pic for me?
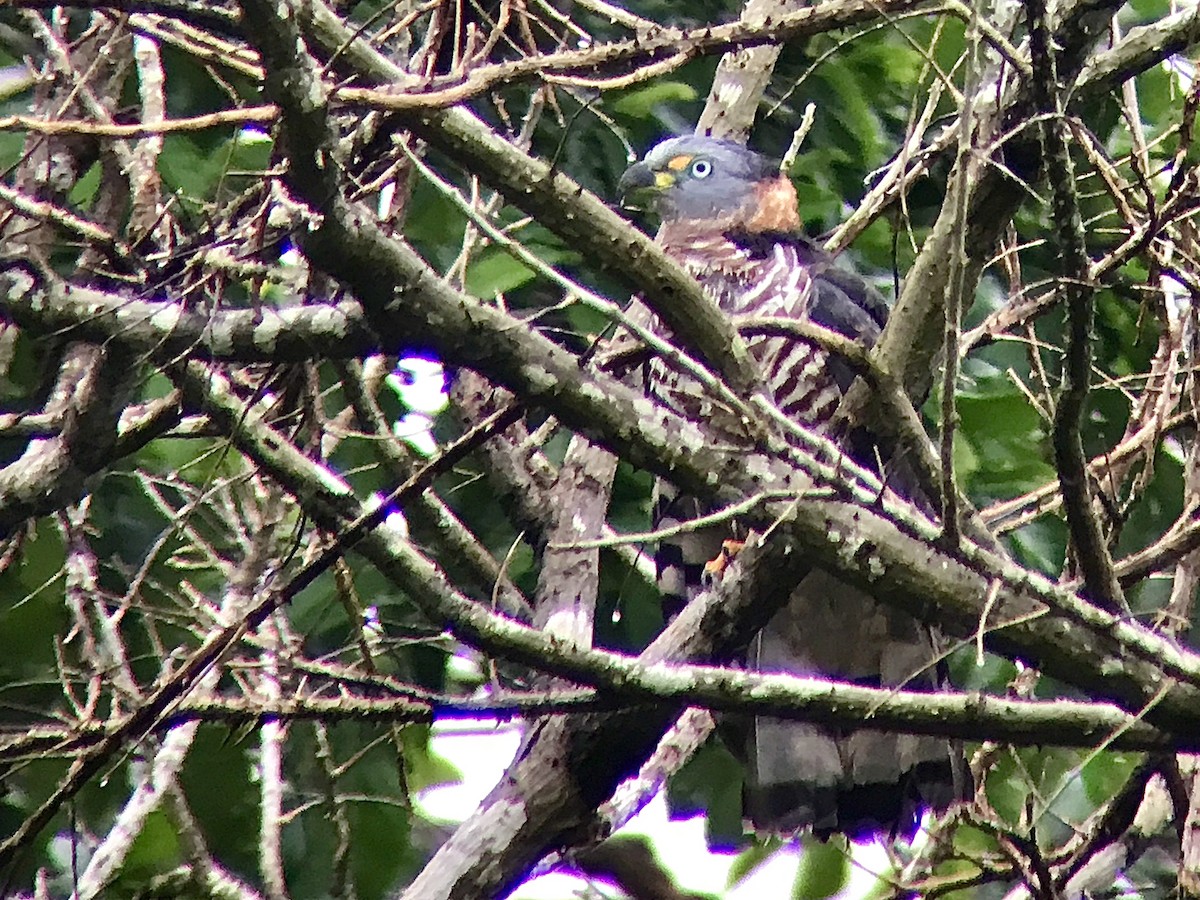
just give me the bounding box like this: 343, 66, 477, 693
617, 136, 800, 232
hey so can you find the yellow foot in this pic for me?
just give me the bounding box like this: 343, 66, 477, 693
703, 539, 746, 581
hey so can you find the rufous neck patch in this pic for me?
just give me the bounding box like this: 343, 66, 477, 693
744, 175, 801, 232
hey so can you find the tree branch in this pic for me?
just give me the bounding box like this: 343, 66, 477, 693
1026, 0, 1128, 614
0, 271, 377, 362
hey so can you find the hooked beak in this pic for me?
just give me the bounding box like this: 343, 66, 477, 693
618, 161, 673, 211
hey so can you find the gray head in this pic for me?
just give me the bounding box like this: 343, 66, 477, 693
617, 136, 782, 224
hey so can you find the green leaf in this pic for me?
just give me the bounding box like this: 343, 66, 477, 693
667, 741, 746, 849
792, 836, 850, 899
985, 752, 1027, 827
119, 809, 182, 882
955, 390, 1056, 499
1127, 0, 1170, 20
160, 129, 270, 203
68, 160, 101, 207
465, 250, 539, 299
0, 525, 68, 679
350, 801, 414, 900
948, 646, 1016, 692
610, 81, 699, 119
728, 839, 784, 887
952, 823, 999, 856
465, 245, 573, 299
1081, 752, 1141, 807
1008, 519, 1067, 576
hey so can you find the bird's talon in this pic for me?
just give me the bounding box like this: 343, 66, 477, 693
703, 539, 746, 581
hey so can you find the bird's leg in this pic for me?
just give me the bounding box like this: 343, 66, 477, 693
702, 539, 746, 581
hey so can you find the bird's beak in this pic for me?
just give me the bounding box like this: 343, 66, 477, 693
618, 161, 672, 210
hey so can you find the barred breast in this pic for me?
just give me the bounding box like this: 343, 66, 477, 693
649, 228, 849, 444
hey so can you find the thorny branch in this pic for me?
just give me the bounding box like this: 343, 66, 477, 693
1025, 0, 1127, 614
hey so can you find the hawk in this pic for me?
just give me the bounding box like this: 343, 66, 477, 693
618, 136, 965, 836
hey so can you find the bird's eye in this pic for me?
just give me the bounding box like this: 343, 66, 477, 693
690, 159, 712, 178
